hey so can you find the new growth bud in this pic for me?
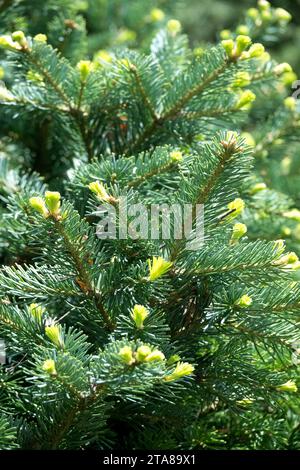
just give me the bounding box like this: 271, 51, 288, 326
220, 30, 231, 40
30, 191, 62, 219
29, 303, 45, 322
119, 346, 135, 365
167, 19, 182, 36
284, 97, 297, 111
88, 181, 116, 204
274, 8, 292, 23
45, 191, 61, 217
170, 150, 183, 163
33, 34, 47, 43
29, 197, 49, 218
164, 362, 194, 382
236, 25, 250, 36
247, 8, 259, 19
258, 0, 270, 10
131, 304, 149, 329
250, 182, 267, 194
42, 359, 57, 376
221, 39, 235, 58
235, 294, 252, 308
233, 72, 251, 88
144, 350, 165, 362
236, 35, 252, 55
248, 43, 265, 58
147, 256, 173, 281
11, 31, 27, 47
274, 63, 292, 76
76, 60, 93, 82
230, 223, 247, 244
0, 35, 23, 51
135, 345, 165, 363
150, 8, 165, 22
45, 324, 64, 348
235, 90, 256, 109
135, 345, 152, 362
226, 198, 245, 221
241, 43, 265, 60
276, 380, 298, 393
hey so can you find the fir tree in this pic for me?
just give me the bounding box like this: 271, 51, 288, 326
0, 0, 300, 450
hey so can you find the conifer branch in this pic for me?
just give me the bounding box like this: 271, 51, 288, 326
129, 65, 159, 122
127, 160, 178, 188
25, 52, 71, 108
25, 50, 94, 160
43, 385, 106, 449
170, 138, 238, 261
54, 220, 115, 332
194, 260, 280, 275
125, 59, 229, 154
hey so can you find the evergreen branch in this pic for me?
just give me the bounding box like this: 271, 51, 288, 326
164, 61, 229, 120
127, 160, 177, 188
70, 108, 94, 161
25, 51, 72, 108
42, 381, 106, 449
229, 323, 292, 349
129, 65, 159, 122
25, 49, 93, 160
194, 259, 280, 276
0, 0, 13, 14
170, 137, 239, 261
181, 107, 239, 120
2, 97, 70, 114
125, 58, 229, 154
54, 219, 115, 332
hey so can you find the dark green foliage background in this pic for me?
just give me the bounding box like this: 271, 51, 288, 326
0, 0, 300, 451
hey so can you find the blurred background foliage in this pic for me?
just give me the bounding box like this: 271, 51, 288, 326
177, 0, 300, 73
0, 1, 299, 69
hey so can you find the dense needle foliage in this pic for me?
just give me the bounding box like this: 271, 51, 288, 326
0, 0, 300, 450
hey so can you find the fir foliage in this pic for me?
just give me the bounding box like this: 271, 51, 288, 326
0, 0, 300, 450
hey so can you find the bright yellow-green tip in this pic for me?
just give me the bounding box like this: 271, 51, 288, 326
235, 90, 256, 109
42, 359, 57, 375
45, 191, 61, 216
119, 346, 135, 365
147, 256, 173, 281
29, 303, 45, 321
284, 97, 297, 111
235, 294, 252, 308
131, 304, 149, 329
29, 196, 49, 218
170, 150, 183, 163
276, 380, 298, 393
150, 8, 165, 22
227, 198, 245, 218
45, 324, 64, 348
167, 19, 181, 35
231, 223, 247, 244
33, 34, 47, 43
164, 362, 194, 382
76, 60, 93, 81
